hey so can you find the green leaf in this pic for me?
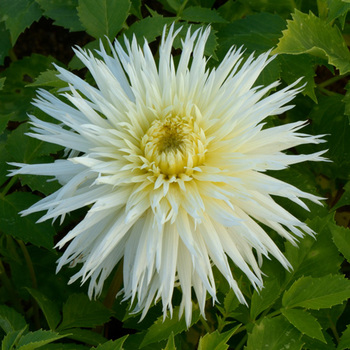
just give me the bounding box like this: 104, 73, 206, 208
162, 332, 175, 350
331, 223, 350, 263
26, 69, 68, 88
250, 278, 281, 320
91, 336, 128, 350
122, 15, 175, 45
282, 275, 350, 309
77, 0, 130, 40
40, 344, 89, 350
197, 326, 240, 350
0, 22, 11, 65
26, 288, 61, 330
338, 324, 350, 350
0, 54, 57, 122
180, 6, 227, 23
281, 309, 326, 343
6, 123, 63, 163
0, 192, 55, 249
16, 330, 67, 350
278, 54, 317, 102
35, 0, 84, 32
284, 216, 342, 282
216, 12, 286, 58
243, 0, 295, 16
0, 0, 42, 45
326, 0, 350, 27
2, 329, 27, 350
272, 10, 350, 74
0, 305, 26, 333
307, 95, 350, 178
140, 306, 200, 348
246, 315, 304, 350
61, 328, 108, 347
223, 289, 240, 315
58, 294, 113, 331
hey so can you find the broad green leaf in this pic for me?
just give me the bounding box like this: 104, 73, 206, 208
36, 0, 84, 32
60, 328, 107, 347
197, 326, 240, 350
216, 12, 286, 58
6, 123, 62, 163
302, 332, 336, 350
343, 82, 350, 123
162, 332, 175, 350
2, 329, 27, 350
0, 54, 57, 122
0, 0, 42, 45
217, 0, 251, 22
58, 294, 113, 331
0, 22, 11, 65
282, 275, 350, 309
250, 278, 280, 320
0, 192, 55, 249
246, 315, 304, 350
140, 306, 200, 348
181, 6, 227, 23
40, 344, 89, 350
77, 0, 130, 40
130, 0, 142, 19
26, 69, 67, 88
284, 216, 342, 282
16, 330, 66, 350
326, 0, 350, 27
92, 336, 128, 350
122, 15, 175, 45
26, 288, 61, 330
331, 223, 350, 263
338, 325, 350, 350
243, 0, 295, 17
272, 10, 350, 74
278, 54, 317, 102
282, 309, 325, 342
307, 95, 350, 178
0, 305, 26, 333
223, 289, 240, 315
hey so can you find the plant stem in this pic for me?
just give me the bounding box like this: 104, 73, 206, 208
318, 74, 348, 89
236, 334, 248, 350
1, 177, 17, 197
18, 240, 40, 329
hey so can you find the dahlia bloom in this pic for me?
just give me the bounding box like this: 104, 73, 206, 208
10, 25, 326, 325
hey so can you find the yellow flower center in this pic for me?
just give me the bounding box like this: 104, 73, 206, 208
141, 115, 206, 177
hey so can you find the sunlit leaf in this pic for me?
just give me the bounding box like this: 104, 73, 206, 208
282, 275, 350, 309
272, 10, 350, 74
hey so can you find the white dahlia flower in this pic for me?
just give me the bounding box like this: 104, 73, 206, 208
10, 25, 326, 325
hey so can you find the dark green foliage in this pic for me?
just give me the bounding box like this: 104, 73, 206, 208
0, 0, 350, 349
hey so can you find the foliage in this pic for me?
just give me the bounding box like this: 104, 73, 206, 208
0, 0, 350, 348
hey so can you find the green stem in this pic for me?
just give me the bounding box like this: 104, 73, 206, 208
177, 0, 189, 16
329, 316, 340, 344
318, 74, 348, 89
200, 316, 212, 333
317, 86, 338, 96
2, 177, 17, 197
18, 240, 40, 329
236, 334, 248, 350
